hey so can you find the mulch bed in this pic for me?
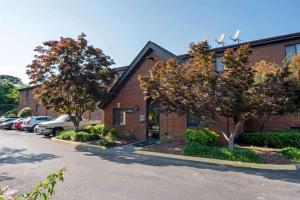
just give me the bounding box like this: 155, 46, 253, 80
143, 141, 295, 164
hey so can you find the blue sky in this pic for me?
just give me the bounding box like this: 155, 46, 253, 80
0, 0, 299, 83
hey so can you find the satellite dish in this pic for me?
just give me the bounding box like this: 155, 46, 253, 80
215, 33, 225, 46
230, 30, 241, 44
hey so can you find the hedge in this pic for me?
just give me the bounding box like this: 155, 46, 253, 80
183, 143, 262, 163
240, 130, 300, 148
184, 128, 219, 146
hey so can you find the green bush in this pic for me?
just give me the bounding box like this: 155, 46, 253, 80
17, 107, 32, 118
55, 130, 75, 140
184, 128, 219, 146
98, 138, 114, 147
85, 124, 110, 136
117, 131, 136, 141
240, 130, 300, 148
183, 143, 262, 163
160, 135, 175, 143
56, 130, 99, 142
108, 128, 118, 140
281, 147, 300, 162
73, 131, 99, 142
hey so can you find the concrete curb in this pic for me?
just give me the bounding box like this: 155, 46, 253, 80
134, 150, 298, 171
51, 138, 107, 149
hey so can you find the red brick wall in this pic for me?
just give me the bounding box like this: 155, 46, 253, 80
19, 89, 104, 122
104, 39, 300, 141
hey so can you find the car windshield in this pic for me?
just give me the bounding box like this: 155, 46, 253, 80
54, 115, 70, 122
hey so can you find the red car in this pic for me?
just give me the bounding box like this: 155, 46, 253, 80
12, 118, 24, 130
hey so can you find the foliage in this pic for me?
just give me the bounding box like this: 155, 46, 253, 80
0, 75, 23, 85
183, 143, 262, 163
55, 130, 75, 140
5, 108, 18, 117
56, 130, 99, 142
251, 60, 296, 131
17, 107, 32, 118
0, 80, 20, 115
281, 147, 300, 162
73, 131, 99, 142
116, 131, 136, 141
139, 40, 296, 148
184, 128, 219, 146
240, 130, 300, 148
108, 128, 118, 140
26, 33, 115, 132
85, 124, 109, 136
98, 138, 114, 147
16, 168, 65, 200
160, 135, 175, 143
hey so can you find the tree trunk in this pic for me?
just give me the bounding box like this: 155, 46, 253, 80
227, 120, 245, 149
258, 118, 266, 132
228, 136, 235, 149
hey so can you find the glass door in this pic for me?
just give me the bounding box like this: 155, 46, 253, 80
147, 102, 160, 139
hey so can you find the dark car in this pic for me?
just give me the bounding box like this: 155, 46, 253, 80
0, 118, 19, 129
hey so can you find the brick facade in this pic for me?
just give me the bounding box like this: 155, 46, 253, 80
103, 34, 300, 141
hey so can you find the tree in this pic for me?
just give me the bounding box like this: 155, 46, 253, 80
139, 41, 295, 148
0, 75, 23, 85
18, 107, 32, 118
251, 60, 296, 131
0, 80, 19, 116
26, 33, 115, 132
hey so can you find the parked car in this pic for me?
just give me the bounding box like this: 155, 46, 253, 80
0, 117, 19, 129
37, 114, 100, 136
22, 116, 53, 132
12, 118, 25, 130
0, 117, 18, 125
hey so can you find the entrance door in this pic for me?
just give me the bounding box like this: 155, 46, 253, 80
147, 102, 160, 139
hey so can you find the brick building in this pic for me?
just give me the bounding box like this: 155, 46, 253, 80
19, 66, 127, 121
100, 32, 300, 141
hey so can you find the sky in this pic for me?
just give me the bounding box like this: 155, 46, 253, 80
0, 0, 300, 84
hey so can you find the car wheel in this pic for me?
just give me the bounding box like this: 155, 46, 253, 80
52, 128, 63, 136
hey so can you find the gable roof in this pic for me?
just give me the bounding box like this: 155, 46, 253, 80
178, 31, 300, 59
99, 41, 176, 109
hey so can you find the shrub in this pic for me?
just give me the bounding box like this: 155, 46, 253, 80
17, 107, 32, 118
240, 130, 300, 148
160, 135, 175, 143
183, 143, 262, 163
98, 138, 114, 147
117, 131, 136, 141
108, 128, 118, 140
184, 128, 219, 146
281, 147, 300, 162
55, 130, 75, 140
85, 124, 110, 136
73, 131, 99, 142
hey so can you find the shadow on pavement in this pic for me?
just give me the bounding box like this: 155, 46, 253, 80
0, 147, 58, 165
0, 172, 14, 181
75, 144, 300, 185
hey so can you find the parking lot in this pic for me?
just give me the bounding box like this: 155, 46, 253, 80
0, 129, 300, 200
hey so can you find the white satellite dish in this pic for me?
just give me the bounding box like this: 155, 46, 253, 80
230, 30, 241, 44
215, 33, 225, 46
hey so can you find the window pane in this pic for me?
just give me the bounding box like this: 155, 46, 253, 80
113, 108, 126, 125
216, 56, 223, 71
296, 44, 300, 55
285, 45, 296, 59
187, 114, 208, 128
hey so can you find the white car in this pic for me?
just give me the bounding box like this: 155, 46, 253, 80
22, 116, 53, 132
36, 115, 100, 136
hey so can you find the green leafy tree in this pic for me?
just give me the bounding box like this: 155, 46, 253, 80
26, 33, 115, 132
0, 81, 20, 116
139, 41, 295, 148
0, 75, 23, 85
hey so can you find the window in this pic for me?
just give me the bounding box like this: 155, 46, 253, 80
113, 108, 126, 125
216, 56, 224, 71
187, 113, 208, 128
285, 43, 300, 59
